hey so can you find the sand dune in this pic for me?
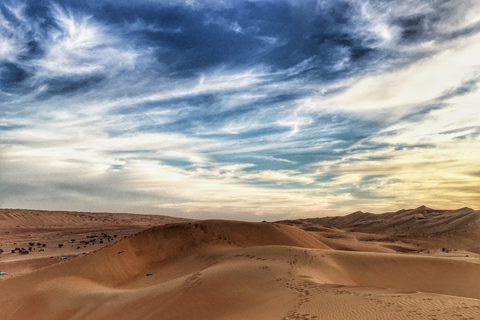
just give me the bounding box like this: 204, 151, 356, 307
1, 216, 479, 320
282, 206, 480, 236
279, 206, 480, 254
0, 209, 191, 276
0, 208, 190, 232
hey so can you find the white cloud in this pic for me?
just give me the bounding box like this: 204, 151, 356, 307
310, 82, 480, 211
250, 155, 296, 164
0, 36, 18, 61
0, 137, 338, 219
434, 0, 480, 34
0, 3, 29, 61
352, 0, 480, 48
241, 170, 315, 184
354, 1, 402, 49
312, 140, 480, 211
301, 32, 480, 118
126, 18, 182, 33
36, 5, 138, 77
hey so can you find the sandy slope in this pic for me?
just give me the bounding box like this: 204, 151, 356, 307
0, 209, 191, 236
281, 206, 480, 238
279, 206, 480, 254
0, 218, 478, 320
0, 209, 191, 276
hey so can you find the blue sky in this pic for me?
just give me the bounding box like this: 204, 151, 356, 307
1, 0, 479, 220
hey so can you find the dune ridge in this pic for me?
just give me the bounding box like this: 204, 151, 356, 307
0, 209, 190, 229
278, 206, 480, 254
0, 209, 192, 276
281, 206, 480, 235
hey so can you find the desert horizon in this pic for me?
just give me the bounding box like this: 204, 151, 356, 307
1, 206, 478, 320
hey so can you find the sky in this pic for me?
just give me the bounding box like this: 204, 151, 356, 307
1, 0, 479, 221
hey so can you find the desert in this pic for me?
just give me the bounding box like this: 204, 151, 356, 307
3, 1, 480, 319
0, 206, 478, 320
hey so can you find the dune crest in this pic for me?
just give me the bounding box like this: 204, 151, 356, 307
282, 206, 480, 235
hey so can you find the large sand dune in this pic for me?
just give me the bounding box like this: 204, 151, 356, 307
279, 206, 480, 254
1, 212, 479, 320
281, 206, 480, 237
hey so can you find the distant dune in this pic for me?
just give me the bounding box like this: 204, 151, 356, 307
0, 208, 191, 231
278, 205, 480, 254
0, 209, 191, 276
0, 208, 479, 319
279, 206, 480, 235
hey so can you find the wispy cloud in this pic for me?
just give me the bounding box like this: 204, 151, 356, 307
36, 5, 138, 78
316, 33, 480, 117
0, 3, 30, 62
